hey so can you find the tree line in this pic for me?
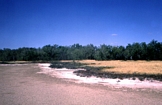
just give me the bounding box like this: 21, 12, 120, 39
0, 40, 162, 61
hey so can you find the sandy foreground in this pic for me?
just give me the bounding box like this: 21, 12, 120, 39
0, 63, 162, 105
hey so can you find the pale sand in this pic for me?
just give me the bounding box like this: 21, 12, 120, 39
0, 63, 162, 105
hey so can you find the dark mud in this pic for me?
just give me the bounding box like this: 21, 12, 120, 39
73, 70, 162, 81
50, 61, 162, 81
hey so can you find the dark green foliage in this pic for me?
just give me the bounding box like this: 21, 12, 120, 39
1, 40, 162, 61
112, 46, 125, 60
50, 61, 114, 71
50, 61, 85, 69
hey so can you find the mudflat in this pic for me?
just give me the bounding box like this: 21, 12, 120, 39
0, 64, 162, 105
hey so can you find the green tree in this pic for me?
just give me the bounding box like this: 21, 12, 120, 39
112, 46, 125, 60
95, 45, 112, 60
147, 40, 162, 60
1, 48, 12, 61
140, 42, 147, 60
83, 44, 96, 59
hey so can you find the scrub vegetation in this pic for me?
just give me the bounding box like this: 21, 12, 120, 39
50, 60, 113, 71
50, 60, 162, 81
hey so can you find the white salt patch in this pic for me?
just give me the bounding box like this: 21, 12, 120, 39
38, 63, 162, 90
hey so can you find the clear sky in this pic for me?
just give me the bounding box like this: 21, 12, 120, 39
1, 0, 162, 49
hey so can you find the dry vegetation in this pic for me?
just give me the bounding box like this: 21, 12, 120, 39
77, 60, 162, 75
2, 60, 162, 75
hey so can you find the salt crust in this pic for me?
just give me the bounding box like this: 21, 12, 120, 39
38, 63, 162, 90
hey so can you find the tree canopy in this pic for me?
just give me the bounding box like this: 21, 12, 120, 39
1, 40, 162, 61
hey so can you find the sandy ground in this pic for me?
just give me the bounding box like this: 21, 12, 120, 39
0, 64, 162, 105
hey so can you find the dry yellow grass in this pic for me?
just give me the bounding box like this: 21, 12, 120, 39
77, 60, 162, 75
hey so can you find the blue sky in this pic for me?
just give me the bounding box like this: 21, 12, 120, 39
1, 0, 162, 49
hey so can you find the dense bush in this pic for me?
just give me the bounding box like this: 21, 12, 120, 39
0, 40, 162, 61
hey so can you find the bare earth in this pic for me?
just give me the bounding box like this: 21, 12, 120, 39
0, 64, 162, 105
